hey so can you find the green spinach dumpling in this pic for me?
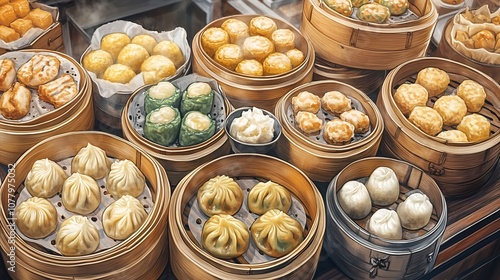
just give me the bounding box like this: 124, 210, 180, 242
357, 3, 391, 24
351, 0, 370, 8
180, 82, 215, 115
376, 0, 409, 16
144, 105, 181, 146
144, 81, 181, 114
323, 0, 353, 17
179, 111, 216, 146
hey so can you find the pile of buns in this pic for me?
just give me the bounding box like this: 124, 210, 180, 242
0, 0, 53, 43
323, 0, 410, 24
454, 9, 500, 53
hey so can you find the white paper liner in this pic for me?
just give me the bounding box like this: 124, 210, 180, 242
185, 177, 308, 264
15, 157, 154, 256
0, 2, 59, 50
0, 51, 82, 122
85, 20, 191, 98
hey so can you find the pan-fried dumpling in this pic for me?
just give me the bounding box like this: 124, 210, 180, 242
415, 67, 450, 97
247, 181, 292, 215
62, 173, 101, 215
408, 106, 443, 136
0, 82, 31, 120
25, 158, 67, 198
202, 214, 250, 259
366, 209, 402, 240
17, 54, 60, 88
321, 91, 352, 115
0, 59, 16, 91
323, 118, 355, 145
338, 180, 372, 220
295, 111, 323, 134
433, 95, 467, 126
197, 175, 244, 216
393, 83, 429, 116
38, 74, 78, 108
72, 143, 112, 180
292, 91, 321, 114
456, 80, 486, 112
16, 197, 57, 239
365, 166, 399, 206
106, 159, 146, 199
250, 209, 304, 258
437, 130, 468, 142
457, 113, 490, 142
397, 192, 433, 230
249, 16, 277, 39
102, 195, 148, 240
340, 109, 370, 134
56, 215, 99, 256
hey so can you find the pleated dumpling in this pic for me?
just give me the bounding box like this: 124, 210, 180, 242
106, 159, 146, 199
202, 214, 250, 259
102, 195, 148, 240
16, 197, 58, 239
338, 180, 372, 220
197, 175, 244, 216
25, 158, 67, 198
250, 209, 304, 258
71, 143, 112, 180
396, 192, 433, 230
365, 166, 400, 206
62, 173, 101, 215
56, 215, 100, 256
247, 181, 292, 215
366, 209, 402, 240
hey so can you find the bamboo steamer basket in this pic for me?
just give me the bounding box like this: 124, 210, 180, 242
274, 80, 384, 182
435, 18, 500, 82
301, 0, 438, 70
377, 57, 500, 197
191, 14, 315, 112
168, 153, 325, 279
0, 131, 171, 279
324, 157, 447, 279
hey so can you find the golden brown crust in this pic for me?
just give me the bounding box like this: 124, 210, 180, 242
321, 90, 352, 115
285, 48, 305, 68
243, 35, 275, 62
102, 64, 136, 84
0, 82, 31, 120
116, 43, 150, 73
415, 67, 450, 97
456, 79, 486, 112
201, 27, 229, 57
213, 43, 244, 71
292, 91, 321, 114
249, 16, 277, 39
10, 18, 33, 36
131, 34, 158, 55
235, 59, 263, 76
152, 40, 184, 69
262, 52, 292, 75
340, 109, 370, 134
38, 74, 77, 108
0, 59, 16, 91
27, 8, 53, 30
323, 118, 355, 144
221, 18, 249, 45
271, 29, 295, 53
295, 111, 323, 134
393, 83, 428, 116
457, 113, 490, 142
82, 49, 113, 78
17, 54, 60, 88
0, 25, 20, 43
433, 95, 467, 126
100, 33, 131, 62
140, 55, 176, 84
408, 106, 443, 136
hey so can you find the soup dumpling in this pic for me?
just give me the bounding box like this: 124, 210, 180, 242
247, 181, 292, 215
366, 209, 402, 240
16, 197, 57, 239
144, 105, 182, 146
365, 166, 399, 206
197, 175, 244, 216
202, 214, 250, 259
397, 192, 433, 230
25, 158, 67, 198
107, 159, 146, 199
71, 143, 112, 180
62, 173, 101, 215
102, 195, 148, 240
56, 215, 99, 256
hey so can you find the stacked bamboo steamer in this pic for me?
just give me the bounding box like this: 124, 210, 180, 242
168, 154, 326, 279
191, 14, 315, 112
0, 131, 171, 279
377, 57, 500, 197
274, 80, 384, 182
0, 50, 94, 165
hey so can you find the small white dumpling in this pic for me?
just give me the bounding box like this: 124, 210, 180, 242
366, 209, 402, 240
229, 107, 275, 144
16, 197, 58, 239
365, 167, 400, 206
71, 143, 112, 180
106, 159, 146, 199
56, 215, 100, 256
397, 193, 433, 230
25, 158, 67, 198
102, 195, 148, 240
337, 180, 372, 220
62, 173, 101, 215
247, 181, 292, 215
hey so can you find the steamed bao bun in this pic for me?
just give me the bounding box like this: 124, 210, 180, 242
82, 49, 113, 78
100, 33, 131, 62
131, 34, 158, 54
103, 64, 136, 84
141, 55, 176, 85
116, 43, 150, 73
153, 40, 185, 68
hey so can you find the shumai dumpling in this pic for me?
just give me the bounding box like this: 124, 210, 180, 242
249, 16, 277, 39
457, 114, 490, 142
62, 173, 101, 215
213, 43, 244, 71
247, 181, 292, 215
235, 59, 263, 76
221, 18, 250, 45
102, 64, 136, 84
295, 111, 323, 134
263, 52, 292, 75
376, 0, 409, 16
197, 175, 244, 216
243, 35, 275, 62
321, 90, 352, 115
141, 55, 176, 85
456, 79, 486, 112
471, 29, 496, 51
340, 109, 370, 134
357, 3, 391, 24
106, 159, 146, 199
408, 106, 443, 136
323, 118, 355, 144
152, 40, 185, 69
433, 95, 467, 126
201, 27, 229, 57
102, 195, 148, 240
71, 143, 112, 180
56, 215, 99, 256
286, 48, 305, 68
437, 130, 468, 142
271, 28, 295, 53
292, 91, 321, 114
16, 197, 57, 239
25, 158, 67, 198
415, 67, 450, 97
116, 43, 150, 73
100, 33, 131, 62
202, 214, 250, 259
323, 0, 353, 17
131, 34, 158, 54
393, 83, 429, 116
82, 49, 113, 78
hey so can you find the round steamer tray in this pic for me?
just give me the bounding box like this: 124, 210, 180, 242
0, 51, 83, 124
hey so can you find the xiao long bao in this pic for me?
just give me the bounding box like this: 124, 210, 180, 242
15, 197, 58, 239
202, 214, 250, 259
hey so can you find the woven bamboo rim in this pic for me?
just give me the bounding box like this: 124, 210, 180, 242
168, 154, 325, 278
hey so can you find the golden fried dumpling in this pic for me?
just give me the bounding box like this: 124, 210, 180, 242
376, 0, 409, 16
408, 106, 443, 136
100, 33, 131, 62
457, 114, 490, 142
393, 83, 429, 116
0, 82, 31, 120
471, 29, 496, 51
357, 3, 391, 24
16, 197, 58, 239
323, 0, 353, 17
131, 34, 158, 54
323, 118, 355, 144
201, 27, 229, 57
82, 49, 113, 78
437, 130, 468, 142
102, 64, 136, 84
243, 35, 275, 62
456, 80, 486, 112
38, 74, 78, 108
249, 16, 277, 39
213, 43, 244, 71
263, 52, 292, 75
56, 215, 99, 256
492, 15, 500, 25
116, 43, 150, 73
340, 109, 370, 134
197, 175, 244, 216
271, 29, 295, 53
17, 54, 60, 88
141, 55, 176, 85
292, 91, 321, 114
455, 30, 469, 42
152, 40, 185, 69
0, 59, 16, 91
221, 18, 250, 45
295, 111, 323, 134
235, 59, 263, 76
433, 95, 467, 126
321, 90, 352, 115
286, 48, 305, 68
202, 214, 250, 259
415, 67, 450, 97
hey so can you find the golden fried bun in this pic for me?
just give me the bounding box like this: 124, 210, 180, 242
415, 67, 450, 97
433, 95, 467, 126
221, 18, 250, 45
131, 34, 158, 54
152, 40, 185, 68
296, 111, 323, 134
235, 59, 263, 76
437, 130, 468, 143
82, 49, 114, 78
323, 119, 355, 145
0, 82, 31, 120
141, 55, 176, 85
100, 33, 131, 62
116, 43, 150, 73
243, 35, 275, 62
249, 16, 277, 39
213, 44, 244, 71
456, 80, 486, 112
321, 90, 352, 115
471, 29, 495, 51
393, 83, 429, 116
457, 114, 490, 142
271, 29, 295, 53
340, 109, 370, 134
286, 48, 305, 68
408, 106, 443, 136
102, 64, 136, 84
201, 27, 229, 57
262, 52, 292, 75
